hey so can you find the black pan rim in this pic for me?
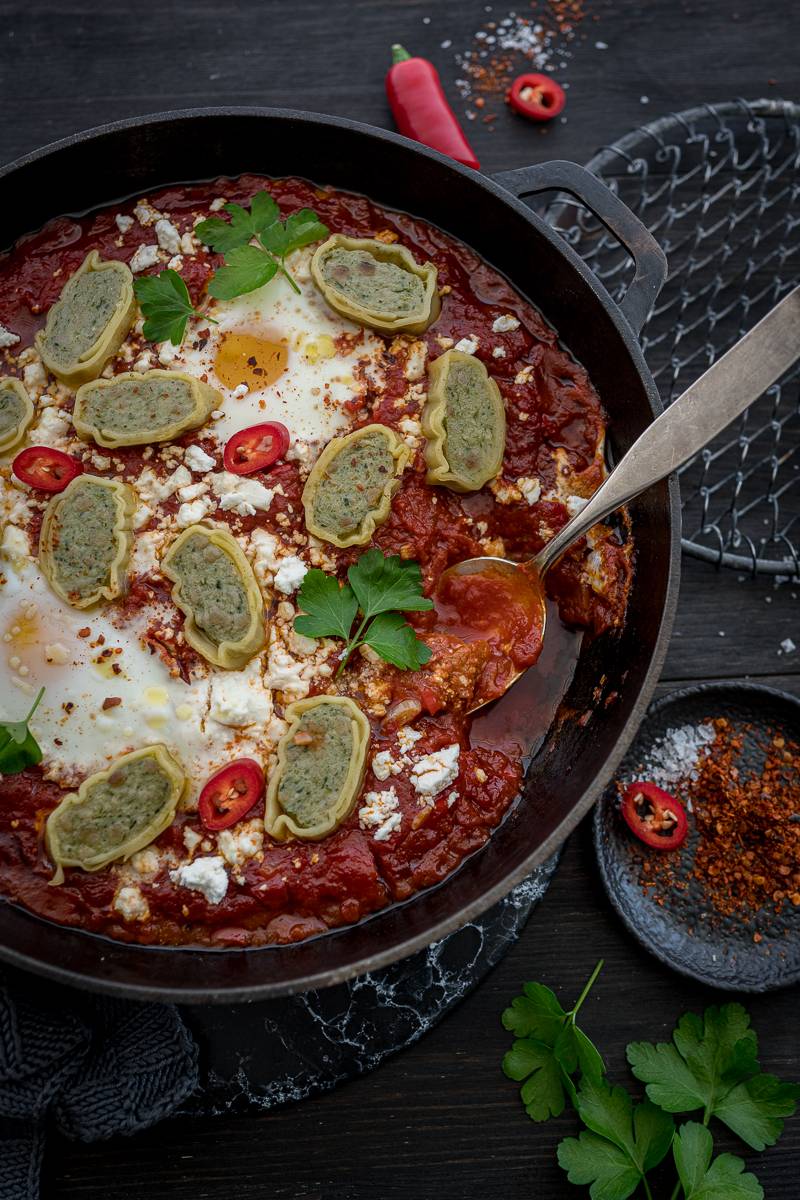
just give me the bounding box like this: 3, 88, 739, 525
0, 106, 682, 1000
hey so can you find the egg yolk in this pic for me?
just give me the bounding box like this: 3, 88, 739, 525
214, 332, 288, 390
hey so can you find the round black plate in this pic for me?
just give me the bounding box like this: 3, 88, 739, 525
593, 682, 800, 993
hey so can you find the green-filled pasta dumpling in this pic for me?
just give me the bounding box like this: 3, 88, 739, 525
311, 235, 440, 334
422, 349, 506, 492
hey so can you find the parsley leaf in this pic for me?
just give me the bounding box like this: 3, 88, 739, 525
260, 208, 330, 258
133, 269, 204, 345
362, 611, 432, 671
502, 963, 605, 1124
0, 687, 45, 775
294, 550, 431, 675
557, 1079, 674, 1200
673, 1122, 763, 1200
207, 244, 279, 300
195, 191, 280, 253
627, 1003, 800, 1149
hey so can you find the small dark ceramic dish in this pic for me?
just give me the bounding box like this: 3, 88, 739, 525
593, 682, 800, 993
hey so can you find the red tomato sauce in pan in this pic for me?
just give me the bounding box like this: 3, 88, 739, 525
0, 174, 631, 948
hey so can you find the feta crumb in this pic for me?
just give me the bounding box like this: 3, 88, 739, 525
184, 443, 216, 472
265, 642, 309, 699
492, 346, 507, 359
132, 352, 152, 373
44, 642, 69, 665
154, 218, 181, 255
517, 476, 541, 505
208, 664, 272, 727
0, 323, 21, 349
403, 340, 428, 381
218, 820, 264, 869
170, 856, 229, 904
30, 405, 71, 448
22, 360, 47, 390
453, 336, 479, 355
177, 480, 209, 502
396, 725, 423, 754
113, 885, 149, 921
129, 243, 160, 273
177, 497, 212, 526
210, 470, 274, 517
565, 495, 589, 517
372, 750, 403, 780
133, 201, 161, 226
158, 341, 180, 366
231, 383, 249, 400
410, 744, 460, 797
209, 197, 227, 212
115, 213, 134, 234
180, 231, 197, 256
274, 555, 308, 594
359, 787, 402, 841
135, 464, 192, 504
446, 791, 458, 808
492, 314, 520, 333
167, 255, 184, 272
183, 827, 203, 853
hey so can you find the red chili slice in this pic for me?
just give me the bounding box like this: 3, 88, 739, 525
198, 758, 264, 831
223, 422, 291, 475
12, 446, 83, 492
507, 73, 566, 122
621, 781, 689, 851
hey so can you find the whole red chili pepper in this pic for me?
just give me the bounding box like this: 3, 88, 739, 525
386, 44, 480, 170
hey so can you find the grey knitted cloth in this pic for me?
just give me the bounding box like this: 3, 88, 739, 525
0, 967, 199, 1200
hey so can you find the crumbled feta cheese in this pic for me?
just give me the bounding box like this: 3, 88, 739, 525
264, 642, 310, 699
29, 405, 71, 448
399, 416, 422, 447
113, 885, 149, 921
135, 464, 192, 504
154, 218, 181, 255
170, 856, 229, 904
492, 314, 520, 333
158, 341, 180, 366
129, 848, 160, 875
515, 365, 534, 385
208, 664, 272, 727
359, 787, 402, 841
491, 478, 523, 505
492, 346, 507, 359
286, 438, 318, 469
0, 323, 20, 349
176, 497, 212, 526
565, 495, 589, 517
403, 340, 428, 380
183, 827, 203, 854
129, 530, 161, 575
396, 725, 423, 754
177, 480, 209, 502
218, 820, 264, 869
132, 352, 152, 373
274, 555, 308, 594
115, 213, 134, 234
410, 744, 460, 797
133, 201, 161, 226
22, 360, 47, 390
372, 750, 403, 780
209, 197, 227, 212
446, 791, 458, 808
210, 470, 274, 517
517, 476, 541, 505
133, 502, 153, 530
453, 336, 479, 355
167, 255, 184, 272
184, 443, 216, 472
44, 642, 69, 665
249, 528, 282, 582
231, 383, 249, 400
129, 243, 160, 273
180, 231, 197, 256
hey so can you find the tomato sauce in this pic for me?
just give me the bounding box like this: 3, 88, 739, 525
0, 174, 631, 948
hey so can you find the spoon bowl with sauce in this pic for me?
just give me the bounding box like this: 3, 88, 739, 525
439, 287, 800, 713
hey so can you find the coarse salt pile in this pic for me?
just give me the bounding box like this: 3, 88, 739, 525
629, 722, 716, 790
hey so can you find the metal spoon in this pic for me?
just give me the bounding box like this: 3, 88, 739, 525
440, 286, 800, 713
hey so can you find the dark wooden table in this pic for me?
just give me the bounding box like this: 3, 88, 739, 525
2, 0, 798, 1195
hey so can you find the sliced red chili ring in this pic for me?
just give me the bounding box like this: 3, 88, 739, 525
12, 445, 84, 492
621, 781, 689, 851
223, 422, 291, 475
198, 758, 265, 831
507, 73, 566, 122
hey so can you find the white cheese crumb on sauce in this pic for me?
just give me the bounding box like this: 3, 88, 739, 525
170, 856, 229, 904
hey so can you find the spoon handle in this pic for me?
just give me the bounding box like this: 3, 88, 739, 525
533, 286, 800, 575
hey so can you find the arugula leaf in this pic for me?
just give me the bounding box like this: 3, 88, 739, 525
673, 1122, 763, 1200
627, 1003, 799, 1149
293, 550, 431, 675
348, 550, 434, 620
363, 611, 432, 671
133, 269, 204, 345
207, 244, 279, 300
294, 570, 358, 642
0, 687, 45, 775
195, 191, 280, 253
558, 1079, 674, 1200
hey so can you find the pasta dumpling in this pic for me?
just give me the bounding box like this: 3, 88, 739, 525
302, 423, 409, 547
0, 377, 34, 453
73, 370, 220, 448
39, 475, 135, 608
422, 349, 506, 492
311, 235, 440, 334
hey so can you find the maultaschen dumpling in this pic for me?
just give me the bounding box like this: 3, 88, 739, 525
311, 235, 440, 334
265, 696, 370, 841
0, 377, 34, 453
35, 251, 136, 386
39, 475, 135, 609
302, 423, 409, 548
422, 349, 506, 492
161, 523, 265, 669
73, 369, 221, 448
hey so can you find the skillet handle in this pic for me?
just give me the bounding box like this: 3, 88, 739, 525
493, 160, 667, 338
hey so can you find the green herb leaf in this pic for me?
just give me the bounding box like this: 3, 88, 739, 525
504, 1037, 568, 1122
260, 208, 330, 258
133, 269, 203, 345
627, 1003, 800, 1149
673, 1122, 763, 1200
347, 549, 434, 620
502, 981, 567, 1042
0, 687, 45, 775
196, 191, 280, 253
295, 569, 358, 642
207, 244, 279, 300
362, 611, 432, 671
557, 1078, 674, 1200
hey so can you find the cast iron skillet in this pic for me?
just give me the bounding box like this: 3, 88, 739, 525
0, 109, 680, 1001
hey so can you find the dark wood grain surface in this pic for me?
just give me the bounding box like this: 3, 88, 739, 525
1, 0, 798, 1196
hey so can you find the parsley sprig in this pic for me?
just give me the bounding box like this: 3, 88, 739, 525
196, 191, 328, 300
0, 687, 45, 775
294, 549, 433, 675
133, 269, 207, 346
502, 965, 799, 1200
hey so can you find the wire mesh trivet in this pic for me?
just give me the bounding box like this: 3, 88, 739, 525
546, 98, 800, 575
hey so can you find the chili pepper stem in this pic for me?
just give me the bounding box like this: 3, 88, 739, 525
391, 43, 413, 64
